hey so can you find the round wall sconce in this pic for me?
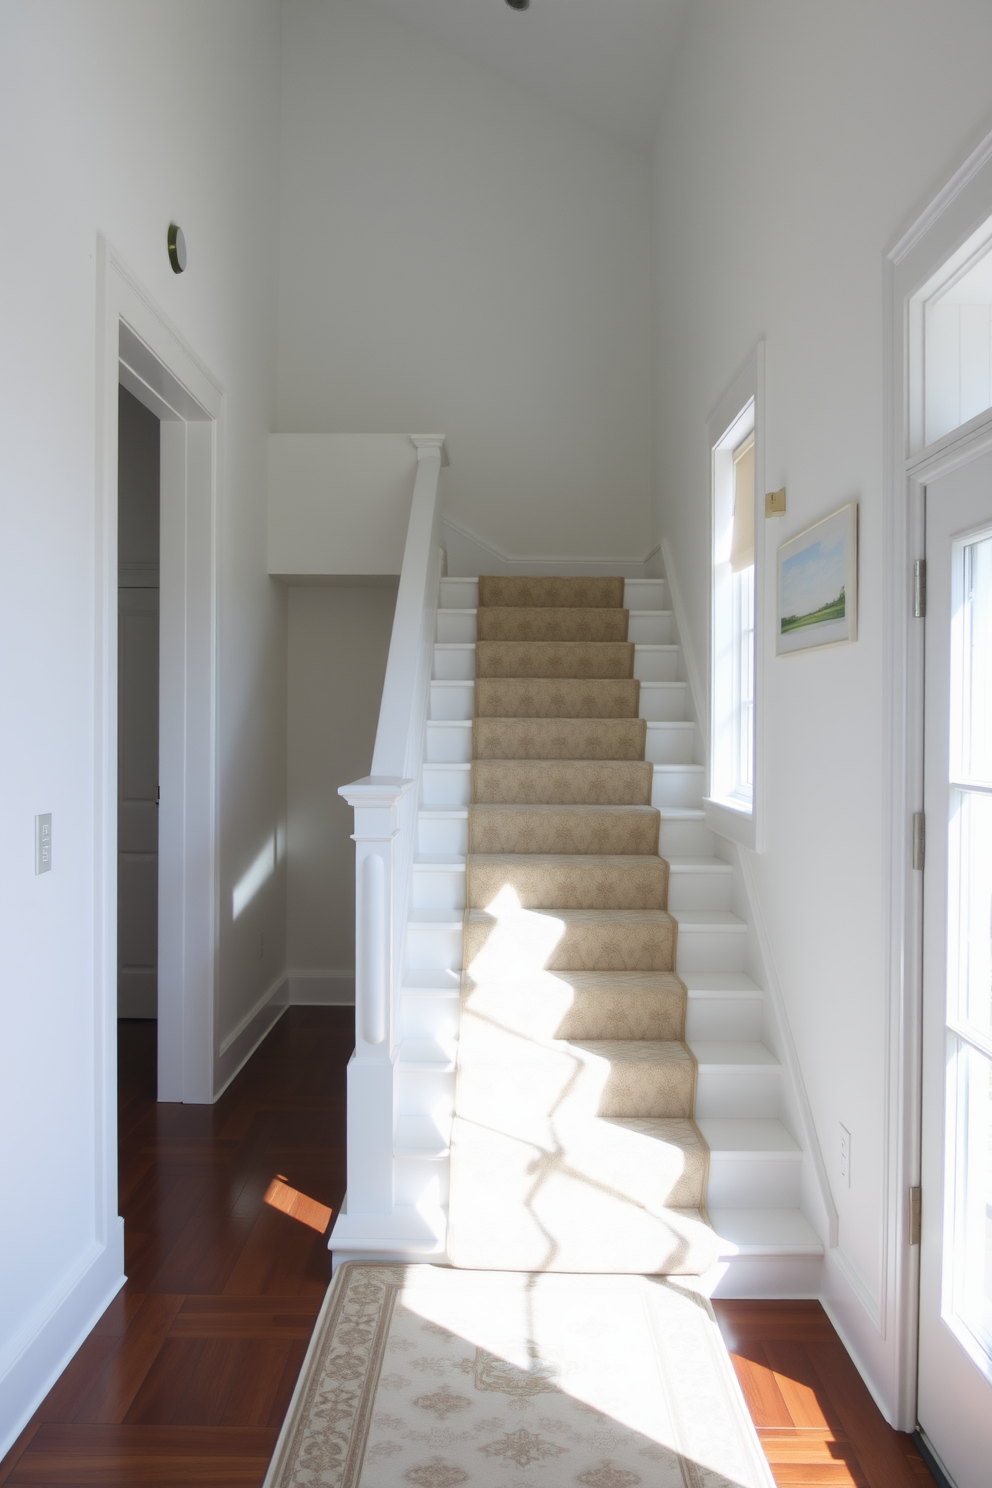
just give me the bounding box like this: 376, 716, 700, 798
505, 0, 530, 9
168, 223, 187, 275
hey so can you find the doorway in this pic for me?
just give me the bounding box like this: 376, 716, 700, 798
117, 385, 160, 1021
100, 241, 222, 1108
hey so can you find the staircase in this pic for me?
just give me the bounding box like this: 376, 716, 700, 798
332, 566, 824, 1294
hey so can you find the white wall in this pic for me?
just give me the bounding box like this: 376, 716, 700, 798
286, 584, 398, 1000
268, 434, 418, 578
650, 0, 992, 1421
276, 0, 654, 565
0, 0, 283, 1452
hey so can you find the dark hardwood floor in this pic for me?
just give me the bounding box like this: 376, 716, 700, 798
0, 1008, 352, 1487
1, 1006, 936, 1487
714, 1301, 936, 1487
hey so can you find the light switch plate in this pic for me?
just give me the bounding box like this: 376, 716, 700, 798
765, 486, 786, 516
35, 813, 52, 874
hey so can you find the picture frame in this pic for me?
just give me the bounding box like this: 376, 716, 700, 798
776, 501, 858, 655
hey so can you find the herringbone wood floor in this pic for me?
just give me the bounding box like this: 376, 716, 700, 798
1, 1008, 935, 1486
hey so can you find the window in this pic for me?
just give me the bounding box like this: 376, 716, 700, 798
705, 345, 763, 850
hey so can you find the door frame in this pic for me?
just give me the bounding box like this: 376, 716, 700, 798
883, 128, 992, 1429
96, 238, 223, 1105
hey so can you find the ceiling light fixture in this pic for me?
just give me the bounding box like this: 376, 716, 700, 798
505, 0, 530, 10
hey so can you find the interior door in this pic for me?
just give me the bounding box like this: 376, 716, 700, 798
117, 584, 159, 1016
919, 444, 992, 1485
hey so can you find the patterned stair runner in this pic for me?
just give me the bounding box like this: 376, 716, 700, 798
447, 575, 719, 1273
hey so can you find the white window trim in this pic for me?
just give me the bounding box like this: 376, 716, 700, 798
704, 344, 765, 852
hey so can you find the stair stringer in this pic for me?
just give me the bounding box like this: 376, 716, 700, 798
656, 543, 832, 1297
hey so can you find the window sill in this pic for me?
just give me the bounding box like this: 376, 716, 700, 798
703, 796, 757, 851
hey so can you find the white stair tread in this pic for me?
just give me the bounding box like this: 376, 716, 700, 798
667, 857, 733, 873
640, 681, 686, 690
688, 1041, 780, 1070
414, 856, 467, 870
654, 763, 704, 774
438, 608, 477, 617
709, 1208, 823, 1256
681, 971, 762, 995
428, 719, 473, 728
658, 807, 705, 820
408, 910, 463, 927
424, 761, 471, 771
634, 644, 678, 653
419, 809, 469, 820
696, 1118, 800, 1157
672, 910, 746, 930
435, 642, 475, 650
432, 679, 475, 688
397, 1038, 458, 1071
395, 1114, 453, 1158
630, 609, 673, 617
646, 720, 695, 730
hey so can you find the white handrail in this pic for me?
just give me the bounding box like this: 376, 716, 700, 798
338, 435, 447, 1218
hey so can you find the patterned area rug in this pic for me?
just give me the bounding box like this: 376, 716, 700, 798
263, 1263, 774, 1488
447, 576, 717, 1273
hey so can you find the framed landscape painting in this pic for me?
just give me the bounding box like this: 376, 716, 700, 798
776, 502, 858, 655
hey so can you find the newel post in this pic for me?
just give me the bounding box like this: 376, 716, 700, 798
337, 775, 414, 1214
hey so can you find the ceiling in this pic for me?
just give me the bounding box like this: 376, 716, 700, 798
365, 0, 691, 153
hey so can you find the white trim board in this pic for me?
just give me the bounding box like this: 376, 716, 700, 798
99, 239, 224, 1107
441, 515, 659, 578
288, 970, 356, 1005
876, 123, 992, 1430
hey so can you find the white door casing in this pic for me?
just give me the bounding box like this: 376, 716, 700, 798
98, 239, 222, 1106
918, 443, 992, 1487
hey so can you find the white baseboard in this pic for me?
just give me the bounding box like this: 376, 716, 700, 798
441, 516, 658, 579
0, 1223, 125, 1461
288, 970, 355, 1005
214, 973, 289, 1098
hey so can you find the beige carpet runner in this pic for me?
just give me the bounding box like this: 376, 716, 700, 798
263, 1262, 775, 1488
447, 577, 719, 1274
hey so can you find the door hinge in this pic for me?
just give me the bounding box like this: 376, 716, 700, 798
909, 1185, 922, 1246
912, 811, 925, 870
914, 559, 927, 618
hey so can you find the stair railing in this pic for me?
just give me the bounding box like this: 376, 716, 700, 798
338, 435, 447, 1217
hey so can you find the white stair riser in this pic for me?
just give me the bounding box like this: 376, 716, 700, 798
422, 765, 471, 808
645, 723, 697, 764
440, 578, 478, 608
628, 613, 672, 644
411, 868, 465, 912
685, 995, 763, 1041
434, 645, 475, 681
418, 813, 468, 856
405, 923, 463, 971
430, 681, 474, 720
694, 1069, 781, 1118
437, 611, 477, 643
400, 993, 460, 1042
633, 647, 679, 682
426, 722, 473, 762
706, 1157, 802, 1209
675, 926, 747, 972
709, 1254, 823, 1299
667, 869, 733, 912
658, 818, 715, 856
396, 1067, 455, 1117
639, 683, 689, 722
652, 768, 704, 809
394, 1157, 451, 1209
624, 580, 666, 609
